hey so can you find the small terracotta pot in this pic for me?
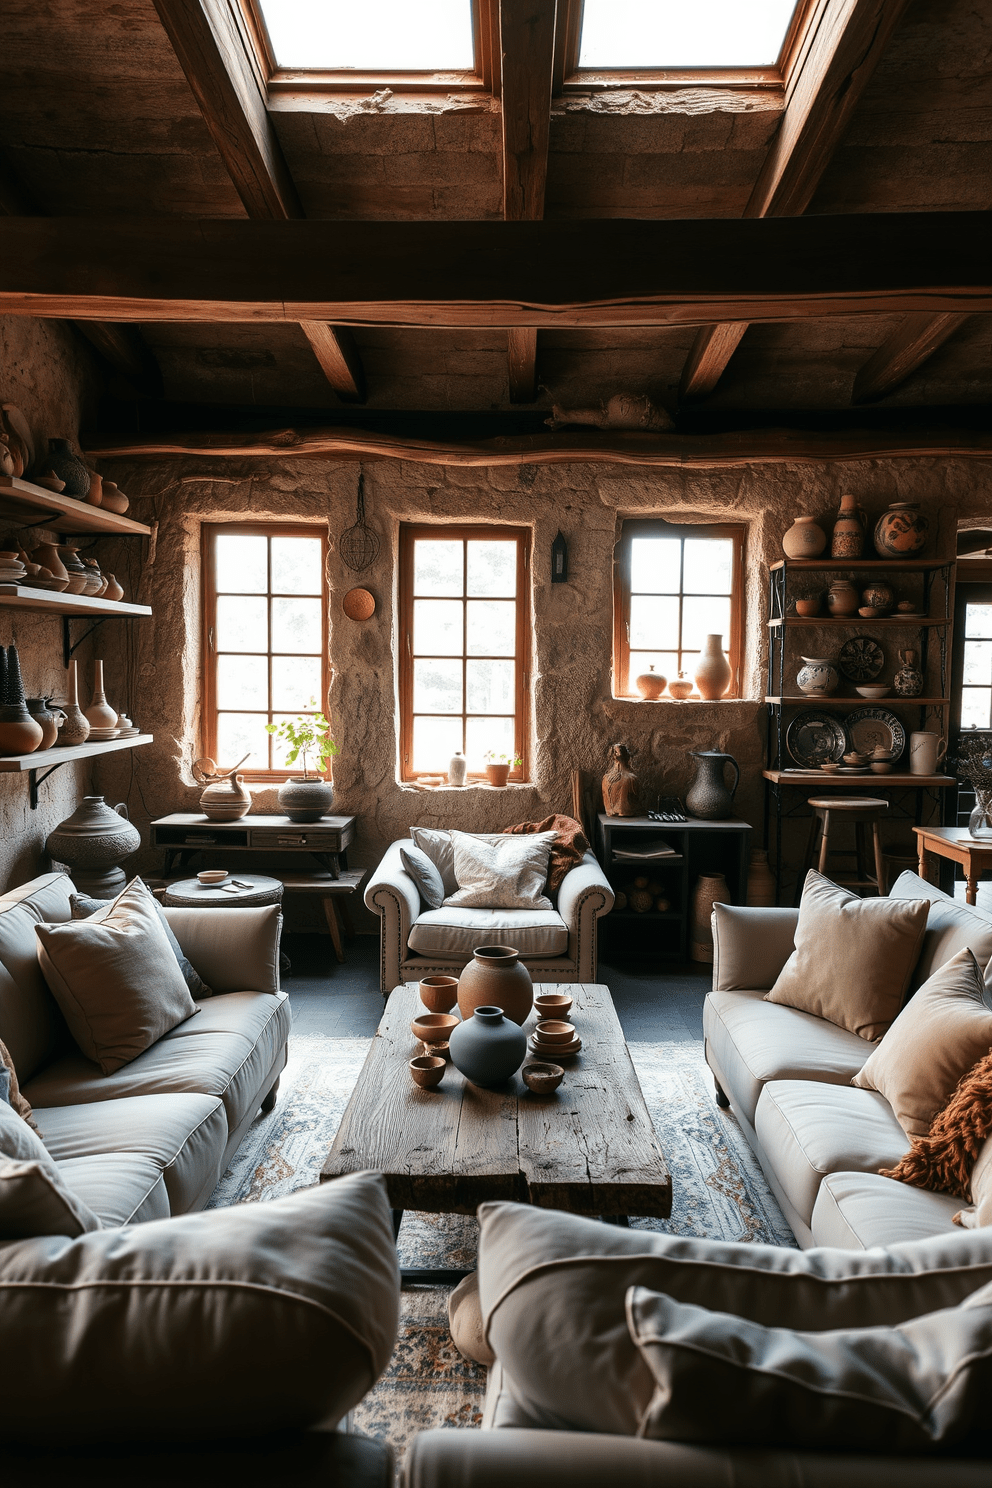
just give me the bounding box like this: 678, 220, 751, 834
486, 762, 510, 787
410, 1055, 446, 1089
522, 1062, 564, 1094
411, 1012, 459, 1045
100, 482, 130, 514
795, 598, 821, 617
419, 975, 459, 1013
85, 472, 104, 507
534, 993, 573, 1021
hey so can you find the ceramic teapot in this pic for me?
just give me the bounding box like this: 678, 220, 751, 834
195, 752, 252, 821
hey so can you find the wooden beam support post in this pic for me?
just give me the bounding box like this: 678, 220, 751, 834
299, 322, 366, 404
681, 0, 911, 400
500, 0, 557, 402
852, 312, 971, 403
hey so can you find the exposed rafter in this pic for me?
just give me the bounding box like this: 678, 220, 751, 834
2, 215, 989, 327
500, 0, 557, 402
150, 0, 367, 405
853, 313, 972, 403
680, 0, 911, 401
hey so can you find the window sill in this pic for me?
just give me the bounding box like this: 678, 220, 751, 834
612, 695, 747, 704
399, 780, 537, 793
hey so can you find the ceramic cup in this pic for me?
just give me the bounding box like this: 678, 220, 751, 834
411, 1012, 459, 1045
409, 1055, 446, 1089
522, 1062, 564, 1094
534, 993, 573, 1021
419, 975, 459, 1014
909, 731, 947, 776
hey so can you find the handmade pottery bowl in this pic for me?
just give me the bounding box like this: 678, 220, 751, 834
534, 1019, 576, 1045
197, 869, 228, 884
896, 600, 917, 613
534, 993, 573, 1021
858, 606, 882, 618
409, 1055, 446, 1089
855, 685, 890, 698
820, 762, 841, 773
419, 975, 459, 1014
522, 1062, 564, 1094
425, 1040, 451, 1061
795, 598, 821, 617
871, 762, 893, 774
411, 1012, 459, 1045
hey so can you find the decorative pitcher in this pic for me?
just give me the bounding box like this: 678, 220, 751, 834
685, 750, 740, 821
197, 753, 252, 821
46, 796, 141, 897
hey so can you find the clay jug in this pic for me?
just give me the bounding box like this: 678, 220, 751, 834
826, 579, 859, 617
199, 752, 252, 821
0, 646, 44, 755
635, 664, 666, 700
831, 494, 865, 559
46, 438, 91, 499
25, 697, 64, 750
100, 482, 130, 514
57, 660, 90, 746
30, 542, 68, 582
693, 634, 732, 700
85, 471, 104, 507
85, 660, 118, 732
690, 873, 731, 962
46, 796, 141, 898
448, 1005, 527, 1088
102, 573, 125, 603
874, 502, 929, 559
602, 742, 640, 817
685, 750, 739, 821
457, 946, 533, 1026
782, 515, 826, 559
746, 848, 776, 907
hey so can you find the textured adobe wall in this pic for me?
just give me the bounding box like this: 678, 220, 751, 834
90, 451, 966, 921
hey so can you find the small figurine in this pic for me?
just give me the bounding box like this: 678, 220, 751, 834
602, 742, 641, 818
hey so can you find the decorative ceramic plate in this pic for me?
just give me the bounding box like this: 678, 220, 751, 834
845, 706, 906, 761
837, 635, 884, 682
786, 711, 847, 768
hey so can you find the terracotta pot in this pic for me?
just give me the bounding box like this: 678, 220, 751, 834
796, 656, 839, 696
57, 660, 90, 746
685, 750, 739, 821
419, 975, 459, 1013
795, 597, 822, 617
46, 795, 140, 897
45, 439, 90, 499
782, 515, 827, 559
102, 573, 124, 603
0, 645, 44, 755
100, 482, 130, 514
29, 543, 68, 582
409, 1055, 446, 1090
861, 580, 895, 612
486, 762, 510, 787
602, 742, 640, 816
690, 872, 731, 964
85, 659, 118, 732
826, 580, 859, 616
457, 945, 533, 1026
57, 544, 89, 595
635, 664, 666, 700
199, 752, 252, 821
84, 472, 104, 507
830, 494, 865, 559
25, 697, 65, 750
668, 673, 694, 700
746, 848, 776, 907
277, 776, 333, 823
874, 502, 929, 559
522, 1062, 564, 1094
693, 633, 732, 700
448, 1004, 527, 1088
411, 1012, 459, 1045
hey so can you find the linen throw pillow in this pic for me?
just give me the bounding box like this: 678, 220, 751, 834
853, 947, 992, 1136
628, 1281, 992, 1452
0, 1099, 100, 1238
399, 845, 445, 911
71, 890, 213, 1000
445, 830, 556, 910
765, 871, 929, 1041
409, 828, 509, 898
36, 878, 199, 1075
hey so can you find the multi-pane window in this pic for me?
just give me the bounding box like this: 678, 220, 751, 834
613, 520, 744, 698
578, 0, 801, 69
960, 599, 992, 730
255, 0, 474, 70
202, 524, 328, 779
399, 524, 529, 781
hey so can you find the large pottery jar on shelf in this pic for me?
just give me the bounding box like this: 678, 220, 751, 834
449, 1005, 527, 1089
45, 439, 91, 499
796, 656, 839, 697
693, 634, 732, 700
457, 945, 533, 1026
874, 502, 929, 558
0, 646, 44, 755
782, 516, 827, 559
46, 796, 141, 898
826, 579, 860, 617
277, 776, 334, 823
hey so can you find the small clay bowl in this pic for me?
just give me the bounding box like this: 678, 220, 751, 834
871, 761, 893, 774
522, 1062, 564, 1094
534, 1019, 576, 1045
534, 993, 573, 1021
795, 598, 821, 617
858, 606, 882, 618
856, 685, 890, 698
197, 869, 229, 884
410, 1055, 446, 1089
425, 1040, 451, 1061
820, 762, 840, 773
411, 1012, 459, 1045
896, 600, 917, 613
419, 975, 459, 1013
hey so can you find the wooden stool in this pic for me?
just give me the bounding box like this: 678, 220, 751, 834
797, 797, 889, 901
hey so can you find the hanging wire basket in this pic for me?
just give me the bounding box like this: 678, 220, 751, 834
339, 472, 380, 572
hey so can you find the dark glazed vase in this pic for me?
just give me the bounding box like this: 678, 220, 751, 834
277, 776, 334, 823
45, 439, 91, 499
449, 1005, 527, 1088
457, 946, 533, 1026
685, 750, 740, 821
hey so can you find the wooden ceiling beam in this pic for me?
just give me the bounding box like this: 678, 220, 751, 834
151, 0, 367, 405
681, 0, 911, 400
500, 0, 557, 402
2, 214, 990, 327
853, 312, 972, 404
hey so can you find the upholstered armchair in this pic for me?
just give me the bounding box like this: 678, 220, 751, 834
364, 840, 614, 995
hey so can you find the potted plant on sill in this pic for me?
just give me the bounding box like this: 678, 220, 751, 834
484, 750, 522, 788
266, 701, 339, 823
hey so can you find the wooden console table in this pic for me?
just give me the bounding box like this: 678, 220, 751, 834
913, 825, 992, 906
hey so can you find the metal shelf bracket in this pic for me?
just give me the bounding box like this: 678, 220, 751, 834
62, 614, 109, 667
28, 759, 68, 810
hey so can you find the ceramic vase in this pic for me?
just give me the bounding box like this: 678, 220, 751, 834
57, 545, 89, 596
0, 646, 44, 755
826, 580, 859, 617
84, 472, 104, 507
457, 946, 533, 1026
893, 649, 924, 697
746, 849, 776, 907
46, 795, 141, 897
85, 660, 118, 733
100, 482, 129, 514
45, 439, 90, 499
796, 656, 839, 696
685, 750, 740, 821
25, 698, 65, 750
447, 751, 467, 787
200, 754, 252, 821
102, 573, 124, 603
668, 673, 694, 700
690, 872, 731, 964
693, 634, 732, 701
602, 742, 640, 817
874, 502, 929, 559
635, 665, 666, 700
831, 494, 865, 559
57, 661, 90, 746
277, 776, 333, 823
29, 542, 68, 583
449, 1005, 527, 1088
861, 580, 895, 612
782, 516, 827, 559
81, 559, 105, 596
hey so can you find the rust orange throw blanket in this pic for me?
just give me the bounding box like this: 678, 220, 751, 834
881, 1049, 992, 1200
504, 815, 589, 894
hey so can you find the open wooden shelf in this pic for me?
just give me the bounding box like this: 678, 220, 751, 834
766, 696, 949, 706
0, 584, 151, 617
0, 733, 153, 772
767, 615, 950, 628
764, 769, 954, 787
0, 476, 151, 536
769, 557, 951, 573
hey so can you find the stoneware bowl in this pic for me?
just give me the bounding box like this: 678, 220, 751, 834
871, 761, 893, 774
411, 1012, 459, 1046
856, 685, 890, 698
534, 1019, 576, 1046
859, 606, 882, 618
419, 975, 459, 1014
197, 869, 228, 885
795, 598, 822, 617
410, 1055, 446, 1089
534, 993, 573, 1021
522, 1062, 564, 1094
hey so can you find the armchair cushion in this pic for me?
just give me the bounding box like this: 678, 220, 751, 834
408, 908, 568, 959
445, 830, 556, 910
399, 846, 445, 910
410, 829, 508, 898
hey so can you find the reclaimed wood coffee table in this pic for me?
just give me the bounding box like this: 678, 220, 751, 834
321, 981, 672, 1283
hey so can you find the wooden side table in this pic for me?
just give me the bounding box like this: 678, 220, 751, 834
913, 826, 992, 905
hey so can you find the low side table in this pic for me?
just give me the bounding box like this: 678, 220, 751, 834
913, 826, 992, 905
163, 874, 284, 909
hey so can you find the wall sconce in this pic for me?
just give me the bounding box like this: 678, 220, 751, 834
551, 530, 569, 584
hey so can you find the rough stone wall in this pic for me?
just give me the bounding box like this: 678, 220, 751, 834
91, 451, 965, 924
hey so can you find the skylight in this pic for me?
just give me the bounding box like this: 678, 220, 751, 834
257, 0, 475, 71
578, 0, 801, 70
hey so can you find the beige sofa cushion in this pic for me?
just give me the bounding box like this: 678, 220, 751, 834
853, 948, 992, 1137
477, 1200, 992, 1439
55, 1153, 171, 1228
812, 1172, 962, 1250
36, 880, 199, 1075
408, 907, 568, 959
160, 905, 282, 996
0, 1170, 400, 1444
0, 1099, 100, 1238
0, 873, 74, 1080
889, 871, 992, 991
629, 1280, 992, 1451
445, 830, 555, 910
766, 871, 928, 1041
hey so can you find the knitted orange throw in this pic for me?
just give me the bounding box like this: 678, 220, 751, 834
503, 814, 589, 894
881, 1049, 992, 1201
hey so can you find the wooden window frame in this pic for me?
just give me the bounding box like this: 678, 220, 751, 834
613, 519, 745, 700
201, 521, 330, 783
399, 523, 531, 783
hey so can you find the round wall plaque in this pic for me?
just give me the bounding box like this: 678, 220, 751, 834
342, 587, 376, 621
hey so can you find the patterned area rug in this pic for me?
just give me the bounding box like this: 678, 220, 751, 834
207, 1032, 795, 1461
